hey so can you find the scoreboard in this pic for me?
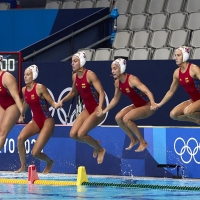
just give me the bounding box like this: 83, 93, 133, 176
0, 52, 22, 96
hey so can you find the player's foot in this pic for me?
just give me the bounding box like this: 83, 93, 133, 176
135, 142, 148, 152
97, 148, 106, 164
125, 139, 139, 150
43, 160, 54, 174
93, 140, 100, 158
14, 167, 26, 173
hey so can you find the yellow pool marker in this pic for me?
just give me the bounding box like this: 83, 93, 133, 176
76, 166, 88, 186
0, 165, 88, 186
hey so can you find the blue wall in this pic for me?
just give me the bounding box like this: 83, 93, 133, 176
0, 10, 58, 51
1, 125, 199, 178
0, 8, 109, 52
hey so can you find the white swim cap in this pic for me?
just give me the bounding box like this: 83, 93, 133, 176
73, 51, 87, 67
27, 65, 39, 80
112, 58, 126, 74
177, 46, 190, 62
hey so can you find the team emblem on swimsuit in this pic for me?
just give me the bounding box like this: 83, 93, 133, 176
125, 88, 130, 93
31, 94, 35, 100
185, 77, 189, 83
82, 83, 86, 88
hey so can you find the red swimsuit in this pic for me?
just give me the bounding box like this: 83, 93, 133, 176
24, 83, 52, 129
119, 74, 149, 108
179, 63, 200, 102
0, 71, 15, 110
75, 70, 99, 114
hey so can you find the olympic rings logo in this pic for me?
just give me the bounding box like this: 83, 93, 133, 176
47, 87, 109, 125
174, 137, 200, 164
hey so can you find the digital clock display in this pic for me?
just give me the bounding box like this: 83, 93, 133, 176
0, 52, 22, 96
1, 58, 16, 71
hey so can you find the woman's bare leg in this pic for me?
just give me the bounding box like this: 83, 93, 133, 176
77, 107, 106, 164
70, 109, 89, 142
93, 140, 100, 158
169, 100, 200, 124
0, 104, 20, 150
31, 118, 55, 174
115, 105, 138, 150
123, 103, 155, 152
15, 120, 40, 173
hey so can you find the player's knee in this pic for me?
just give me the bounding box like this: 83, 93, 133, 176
70, 131, 77, 139
17, 135, 26, 145
0, 127, 8, 137
77, 131, 85, 140
170, 110, 178, 120
122, 116, 130, 124
115, 114, 123, 123
183, 107, 193, 117
31, 149, 39, 158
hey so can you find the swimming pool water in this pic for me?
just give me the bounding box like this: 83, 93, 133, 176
1, 172, 200, 199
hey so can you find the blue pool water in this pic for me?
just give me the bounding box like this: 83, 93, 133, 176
1, 172, 200, 199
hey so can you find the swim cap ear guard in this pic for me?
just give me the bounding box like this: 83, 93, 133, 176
73, 51, 87, 67
112, 58, 126, 74
178, 46, 190, 62
27, 65, 39, 80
